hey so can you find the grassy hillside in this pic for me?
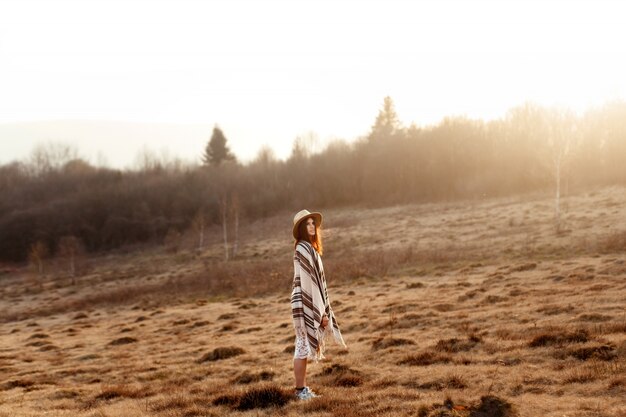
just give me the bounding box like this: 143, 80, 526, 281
1, 186, 625, 417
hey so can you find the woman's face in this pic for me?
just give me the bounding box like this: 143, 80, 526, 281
306, 217, 316, 237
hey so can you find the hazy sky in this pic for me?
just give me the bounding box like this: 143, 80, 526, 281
1, 0, 625, 168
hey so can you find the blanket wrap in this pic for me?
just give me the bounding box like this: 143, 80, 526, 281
291, 240, 346, 362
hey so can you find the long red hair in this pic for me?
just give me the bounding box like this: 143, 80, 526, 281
294, 217, 323, 255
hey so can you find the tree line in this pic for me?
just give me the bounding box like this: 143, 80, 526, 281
1, 98, 625, 264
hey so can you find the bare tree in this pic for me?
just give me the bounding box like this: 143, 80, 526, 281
191, 208, 207, 251
208, 160, 242, 262
218, 193, 229, 261
58, 235, 85, 284
28, 141, 80, 176
62, 158, 95, 175
133, 145, 162, 172
291, 131, 320, 160
230, 191, 240, 259
512, 105, 580, 232
0, 161, 28, 193
545, 109, 579, 232
254, 145, 276, 165
29, 240, 49, 276
163, 227, 182, 254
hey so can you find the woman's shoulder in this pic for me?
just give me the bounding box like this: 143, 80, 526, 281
295, 240, 314, 254
295, 240, 310, 249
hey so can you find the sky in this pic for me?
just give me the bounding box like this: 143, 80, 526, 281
1, 0, 625, 168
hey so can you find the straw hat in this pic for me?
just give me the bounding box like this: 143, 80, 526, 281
292, 209, 323, 240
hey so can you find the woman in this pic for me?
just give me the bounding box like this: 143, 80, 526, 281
290, 209, 347, 400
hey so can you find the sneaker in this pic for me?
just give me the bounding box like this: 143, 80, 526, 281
294, 388, 311, 400
304, 386, 319, 398
294, 386, 319, 400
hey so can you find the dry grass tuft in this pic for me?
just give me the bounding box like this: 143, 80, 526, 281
316, 363, 365, 387
433, 303, 455, 312
435, 335, 481, 353
371, 337, 416, 350
25, 340, 50, 347
598, 230, 626, 252
233, 370, 275, 384
510, 262, 537, 272
150, 392, 214, 414
562, 368, 598, 384
398, 350, 452, 366
381, 303, 419, 314
608, 376, 625, 391
471, 395, 517, 417
319, 363, 353, 375
197, 346, 245, 362
536, 303, 576, 315
528, 328, 589, 347
568, 344, 617, 361
577, 313, 613, 322
409, 374, 468, 390
445, 374, 468, 389
107, 336, 138, 346
212, 384, 292, 410
1, 379, 35, 391
602, 322, 626, 334
82, 384, 153, 410
236, 384, 293, 410
38, 344, 58, 351
49, 389, 80, 400
483, 294, 508, 304
94, 384, 150, 400
369, 377, 398, 388
301, 394, 360, 414
212, 393, 240, 407
236, 326, 262, 333
417, 394, 517, 417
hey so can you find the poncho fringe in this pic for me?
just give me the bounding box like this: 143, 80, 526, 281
291, 240, 346, 362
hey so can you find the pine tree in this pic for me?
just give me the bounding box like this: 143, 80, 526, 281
202, 126, 236, 166
369, 96, 401, 141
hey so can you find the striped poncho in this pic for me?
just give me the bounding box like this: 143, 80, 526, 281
291, 240, 346, 362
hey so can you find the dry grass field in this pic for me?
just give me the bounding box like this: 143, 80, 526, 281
1, 186, 625, 417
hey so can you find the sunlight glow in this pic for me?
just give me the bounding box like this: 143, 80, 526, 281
1, 0, 625, 166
